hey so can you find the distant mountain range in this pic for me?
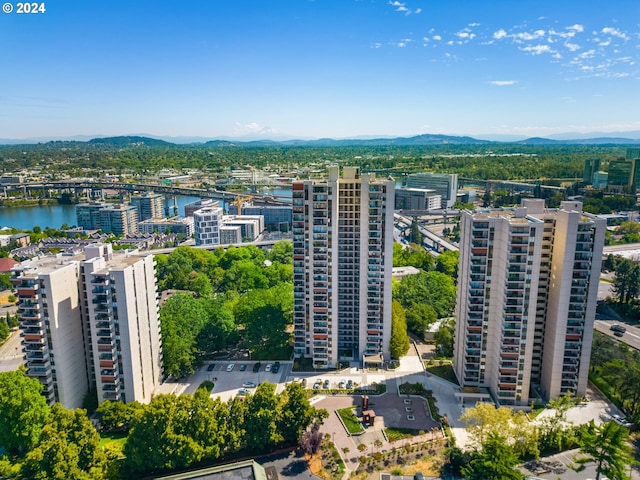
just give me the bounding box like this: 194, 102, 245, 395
1, 132, 639, 147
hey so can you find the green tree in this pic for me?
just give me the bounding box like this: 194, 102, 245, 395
538, 393, 578, 453
277, 382, 327, 444
576, 420, 636, 480
245, 382, 280, 451
434, 317, 455, 357
234, 284, 292, 357
435, 250, 459, 279
21, 404, 106, 480
405, 302, 437, 339
0, 369, 51, 456
408, 218, 423, 245
460, 401, 538, 457
389, 300, 410, 359
612, 258, 640, 304
461, 432, 525, 480
268, 240, 293, 264
123, 394, 204, 474
96, 400, 144, 433
394, 271, 456, 318
160, 293, 211, 377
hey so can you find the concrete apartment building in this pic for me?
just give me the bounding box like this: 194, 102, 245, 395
98, 204, 139, 235
12, 244, 162, 408
184, 199, 218, 218
131, 192, 165, 221
405, 172, 458, 208
454, 200, 605, 406
292, 166, 394, 367
193, 205, 223, 246
395, 187, 442, 212
222, 215, 264, 241
138, 216, 194, 236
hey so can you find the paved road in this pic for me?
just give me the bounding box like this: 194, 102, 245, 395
0, 330, 23, 373
594, 319, 640, 351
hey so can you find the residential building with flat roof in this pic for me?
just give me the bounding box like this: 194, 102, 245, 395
395, 187, 442, 211
454, 199, 605, 406
12, 244, 162, 407
292, 166, 394, 367
194, 205, 223, 246
405, 172, 458, 208
131, 192, 165, 221
138, 216, 194, 236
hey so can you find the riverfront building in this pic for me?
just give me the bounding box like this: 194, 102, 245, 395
131, 192, 165, 221
454, 200, 605, 406
138, 216, 194, 236
193, 205, 223, 246
405, 172, 458, 208
12, 244, 162, 408
292, 166, 394, 367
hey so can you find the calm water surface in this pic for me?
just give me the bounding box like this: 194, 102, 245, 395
0, 189, 293, 231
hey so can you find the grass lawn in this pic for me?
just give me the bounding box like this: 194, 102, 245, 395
426, 364, 459, 385
336, 407, 364, 435
385, 427, 418, 442
99, 431, 127, 449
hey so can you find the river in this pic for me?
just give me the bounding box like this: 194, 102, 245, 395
0, 188, 293, 231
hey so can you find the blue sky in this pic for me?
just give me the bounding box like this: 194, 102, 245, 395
1, 0, 639, 140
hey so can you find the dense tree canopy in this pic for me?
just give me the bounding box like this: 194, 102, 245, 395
389, 300, 410, 359
394, 271, 457, 319
21, 404, 106, 480
0, 369, 51, 456
123, 382, 325, 476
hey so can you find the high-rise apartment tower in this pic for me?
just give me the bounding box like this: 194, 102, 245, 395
292, 167, 394, 367
13, 244, 162, 408
454, 200, 605, 406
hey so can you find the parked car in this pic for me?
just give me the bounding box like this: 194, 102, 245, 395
206, 363, 215, 371
252, 362, 261, 372
239, 364, 247, 371
242, 381, 256, 388
272, 361, 280, 373
323, 379, 330, 389
226, 363, 235, 372
265, 363, 272, 372
339, 379, 346, 389
313, 379, 322, 389
612, 414, 632, 427
346, 379, 353, 389
237, 388, 248, 396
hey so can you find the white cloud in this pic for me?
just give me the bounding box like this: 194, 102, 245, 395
521, 45, 552, 55
567, 24, 584, 33
415, 8, 422, 14
514, 30, 545, 41
578, 49, 596, 59
372, 42, 382, 49
432, 35, 442, 41
602, 27, 628, 39
493, 29, 508, 40
468, 22, 480, 27
564, 42, 581, 52
598, 40, 611, 47
489, 80, 517, 86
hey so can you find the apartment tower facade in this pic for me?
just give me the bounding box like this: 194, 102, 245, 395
454, 200, 605, 406
292, 166, 394, 367
13, 244, 162, 408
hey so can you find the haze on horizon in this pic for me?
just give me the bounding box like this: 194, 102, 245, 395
2, 0, 639, 141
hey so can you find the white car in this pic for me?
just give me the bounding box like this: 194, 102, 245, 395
612, 414, 631, 427
265, 363, 272, 372
226, 363, 235, 372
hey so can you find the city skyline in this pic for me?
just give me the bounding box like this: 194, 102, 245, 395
2, 0, 639, 140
